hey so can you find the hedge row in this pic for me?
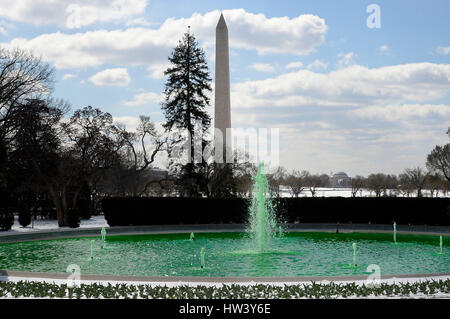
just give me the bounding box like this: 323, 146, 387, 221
102, 197, 250, 226
275, 197, 450, 225
102, 197, 450, 226
1, 279, 449, 299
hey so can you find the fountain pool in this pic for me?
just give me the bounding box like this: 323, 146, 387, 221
0, 231, 448, 278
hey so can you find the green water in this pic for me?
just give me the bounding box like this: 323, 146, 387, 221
0, 232, 448, 277
248, 163, 277, 252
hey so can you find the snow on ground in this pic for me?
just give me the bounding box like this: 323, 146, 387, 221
279, 187, 449, 198
5, 215, 109, 234
1, 274, 449, 299
2, 274, 449, 288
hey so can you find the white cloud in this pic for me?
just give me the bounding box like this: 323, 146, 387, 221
113, 116, 140, 132
337, 52, 355, 68
125, 17, 154, 27
147, 64, 170, 79
62, 73, 76, 80
306, 59, 328, 71
0, 20, 14, 36
379, 45, 389, 53
275, 121, 446, 176
231, 62, 450, 109
352, 103, 450, 121
436, 46, 450, 55
230, 61, 450, 175
89, 68, 131, 87
249, 63, 276, 73
124, 91, 163, 107
0, 9, 327, 70
286, 61, 303, 69
0, 0, 147, 28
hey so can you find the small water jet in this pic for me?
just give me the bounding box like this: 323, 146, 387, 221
248, 163, 278, 252
190, 232, 195, 241
200, 248, 205, 269
393, 222, 397, 244
340, 242, 358, 269
101, 227, 106, 249
352, 242, 357, 267
89, 240, 94, 261
439, 235, 443, 255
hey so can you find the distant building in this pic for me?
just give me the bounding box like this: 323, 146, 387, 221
330, 172, 351, 187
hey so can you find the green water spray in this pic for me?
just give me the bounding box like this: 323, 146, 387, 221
101, 227, 106, 248
352, 242, 357, 267
393, 222, 397, 243
90, 240, 94, 260
190, 232, 195, 241
200, 248, 205, 269
440, 236, 443, 254
249, 163, 277, 252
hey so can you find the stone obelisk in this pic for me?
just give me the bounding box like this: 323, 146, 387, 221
214, 13, 231, 163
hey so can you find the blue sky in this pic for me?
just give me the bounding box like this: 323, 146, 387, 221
0, 0, 449, 176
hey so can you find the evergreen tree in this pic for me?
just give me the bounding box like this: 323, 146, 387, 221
162, 28, 212, 196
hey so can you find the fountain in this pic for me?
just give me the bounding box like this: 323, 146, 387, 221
340, 242, 358, 269
200, 248, 205, 269
101, 227, 106, 249
190, 232, 195, 241
393, 222, 397, 243
248, 163, 278, 252
90, 240, 94, 260
439, 235, 443, 255
352, 242, 357, 267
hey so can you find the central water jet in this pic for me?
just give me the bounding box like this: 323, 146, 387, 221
248, 163, 278, 252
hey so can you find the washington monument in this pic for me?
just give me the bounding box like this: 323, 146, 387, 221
214, 13, 232, 162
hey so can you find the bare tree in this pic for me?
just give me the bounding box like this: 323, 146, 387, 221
285, 170, 309, 197
0, 48, 54, 140
366, 173, 387, 197
8, 98, 72, 226
425, 173, 446, 197
350, 175, 366, 197
427, 145, 450, 182
114, 115, 167, 196
384, 174, 399, 196
304, 173, 322, 197
267, 166, 287, 197
318, 174, 330, 188
403, 167, 427, 197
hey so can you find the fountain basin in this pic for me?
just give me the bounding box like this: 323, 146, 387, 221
0, 225, 448, 279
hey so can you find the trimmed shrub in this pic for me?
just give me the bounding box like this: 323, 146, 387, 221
273, 197, 450, 225
102, 196, 450, 227
102, 197, 249, 226
18, 209, 32, 227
